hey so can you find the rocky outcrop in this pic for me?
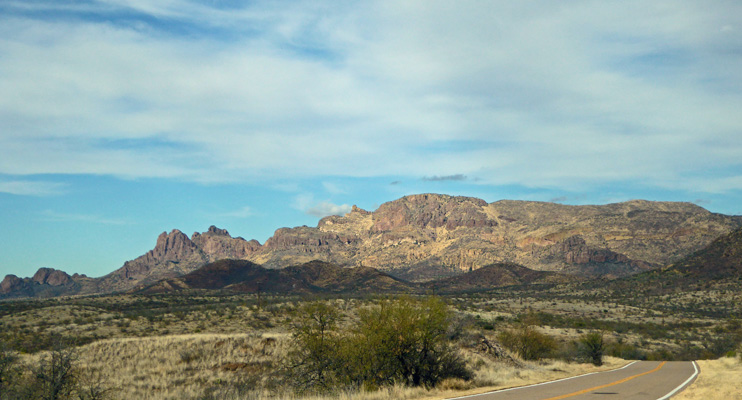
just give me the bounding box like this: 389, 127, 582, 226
96, 229, 210, 293
1, 268, 82, 299
191, 225, 261, 262
32, 268, 72, 286
371, 194, 496, 231
1, 274, 24, 294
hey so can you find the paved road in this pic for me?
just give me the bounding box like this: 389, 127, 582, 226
451, 361, 698, 400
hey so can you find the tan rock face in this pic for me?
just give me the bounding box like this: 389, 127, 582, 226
371, 194, 495, 231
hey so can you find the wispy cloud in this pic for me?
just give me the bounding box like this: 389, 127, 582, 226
0, 180, 67, 196
39, 210, 129, 225
214, 206, 254, 219
422, 174, 467, 182
322, 182, 347, 195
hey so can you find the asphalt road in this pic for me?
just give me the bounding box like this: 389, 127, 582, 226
451, 361, 699, 400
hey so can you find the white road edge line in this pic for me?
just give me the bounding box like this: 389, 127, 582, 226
447, 361, 639, 400
656, 361, 699, 400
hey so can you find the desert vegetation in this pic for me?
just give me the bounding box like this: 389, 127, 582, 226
1, 279, 741, 399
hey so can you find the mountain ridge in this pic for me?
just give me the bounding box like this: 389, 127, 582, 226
3, 194, 741, 299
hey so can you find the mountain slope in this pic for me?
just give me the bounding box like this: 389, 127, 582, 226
424, 263, 578, 293
596, 227, 742, 296
138, 259, 417, 295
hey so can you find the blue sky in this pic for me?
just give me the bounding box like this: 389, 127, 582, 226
1, 1, 741, 279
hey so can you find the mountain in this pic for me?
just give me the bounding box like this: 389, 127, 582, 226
95, 226, 261, 293
593, 227, 742, 296
4, 194, 741, 299
0, 268, 95, 299
663, 227, 742, 282
247, 195, 741, 281
137, 259, 417, 295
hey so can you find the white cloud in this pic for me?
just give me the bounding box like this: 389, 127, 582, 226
0, 1, 740, 192
292, 193, 351, 218
305, 202, 352, 218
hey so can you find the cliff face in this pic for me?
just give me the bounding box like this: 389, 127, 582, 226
248, 194, 742, 281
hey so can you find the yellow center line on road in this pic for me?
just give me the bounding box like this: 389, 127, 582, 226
543, 361, 667, 400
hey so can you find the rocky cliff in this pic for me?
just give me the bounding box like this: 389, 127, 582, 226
248, 194, 741, 281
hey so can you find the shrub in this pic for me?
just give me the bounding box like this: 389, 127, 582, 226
578, 332, 605, 366
31, 343, 79, 400
286, 301, 342, 391
498, 325, 557, 361
0, 343, 22, 396
286, 297, 471, 393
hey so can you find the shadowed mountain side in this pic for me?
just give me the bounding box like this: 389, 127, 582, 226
424, 263, 579, 293
664, 227, 742, 281
593, 227, 742, 295
137, 259, 578, 296
137, 260, 417, 295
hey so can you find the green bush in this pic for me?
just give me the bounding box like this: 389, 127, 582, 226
286, 297, 471, 393
498, 324, 557, 361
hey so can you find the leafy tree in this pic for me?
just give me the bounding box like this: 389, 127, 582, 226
345, 296, 470, 388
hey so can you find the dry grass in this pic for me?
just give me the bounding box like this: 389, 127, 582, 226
672, 356, 742, 400
19, 333, 629, 400
23, 333, 290, 400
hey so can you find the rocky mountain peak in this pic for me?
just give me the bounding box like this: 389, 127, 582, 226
371, 193, 495, 231
153, 230, 197, 261
32, 268, 72, 286
0, 275, 23, 293
206, 225, 230, 236
351, 205, 370, 215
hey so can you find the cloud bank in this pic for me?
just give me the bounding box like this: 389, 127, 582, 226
0, 0, 740, 193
